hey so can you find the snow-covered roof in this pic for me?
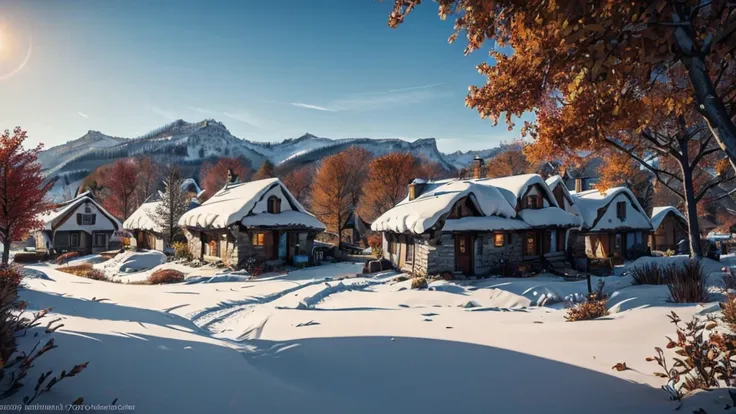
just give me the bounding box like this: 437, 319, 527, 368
485, 174, 558, 208
371, 180, 517, 234
572, 187, 652, 231
178, 178, 322, 230
241, 211, 325, 231
39, 192, 121, 231
546, 175, 574, 204
518, 208, 580, 228
650, 206, 686, 231
371, 173, 577, 234
123, 199, 162, 233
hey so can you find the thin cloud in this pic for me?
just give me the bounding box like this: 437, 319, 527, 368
223, 111, 266, 129
388, 82, 444, 93
77, 112, 89, 118
150, 106, 181, 121
289, 102, 339, 112
187, 106, 214, 115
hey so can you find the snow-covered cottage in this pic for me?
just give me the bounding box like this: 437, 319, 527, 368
35, 192, 122, 255
370, 162, 579, 276
123, 198, 165, 251
649, 206, 688, 252
177, 177, 325, 267
569, 187, 652, 259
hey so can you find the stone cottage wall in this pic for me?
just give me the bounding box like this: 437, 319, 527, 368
421, 233, 456, 276
474, 233, 523, 276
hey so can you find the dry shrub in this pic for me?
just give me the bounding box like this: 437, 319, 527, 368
147, 269, 185, 284
57, 263, 93, 276
56, 251, 80, 265
366, 233, 382, 256
58, 264, 110, 282
12, 252, 40, 264
631, 262, 669, 285
722, 295, 736, 334
0, 265, 87, 402
565, 279, 608, 322
647, 311, 736, 401
171, 241, 191, 260
410, 276, 428, 289
667, 259, 708, 303
565, 299, 608, 321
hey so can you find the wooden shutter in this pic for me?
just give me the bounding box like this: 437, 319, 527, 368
76, 213, 82, 225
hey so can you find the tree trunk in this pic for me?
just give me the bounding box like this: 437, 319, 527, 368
2, 239, 10, 266
680, 161, 704, 258
676, 29, 736, 175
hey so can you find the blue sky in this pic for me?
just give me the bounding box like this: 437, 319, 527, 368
0, 0, 527, 152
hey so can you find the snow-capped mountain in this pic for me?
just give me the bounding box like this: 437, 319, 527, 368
39, 119, 498, 201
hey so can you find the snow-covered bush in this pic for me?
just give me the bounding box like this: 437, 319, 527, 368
667, 259, 708, 303
627, 242, 651, 260
147, 269, 185, 285
631, 262, 669, 285
56, 251, 80, 265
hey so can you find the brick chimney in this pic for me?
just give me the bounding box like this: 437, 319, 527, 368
472, 155, 485, 179
408, 178, 427, 201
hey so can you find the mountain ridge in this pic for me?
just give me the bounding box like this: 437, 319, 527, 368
39, 119, 501, 201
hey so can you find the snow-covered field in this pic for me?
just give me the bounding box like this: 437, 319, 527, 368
9, 257, 736, 413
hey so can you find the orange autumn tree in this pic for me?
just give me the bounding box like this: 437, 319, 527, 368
199, 157, 251, 201
311, 147, 372, 237
359, 152, 425, 222
485, 147, 531, 178
282, 166, 314, 207
386, 0, 736, 172
594, 151, 654, 212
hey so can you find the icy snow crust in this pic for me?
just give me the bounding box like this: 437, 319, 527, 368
123, 199, 162, 233
13, 256, 736, 413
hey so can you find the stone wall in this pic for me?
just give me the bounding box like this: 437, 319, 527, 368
473, 232, 523, 276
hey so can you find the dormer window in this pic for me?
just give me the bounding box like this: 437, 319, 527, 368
267, 196, 281, 214
526, 195, 540, 209
616, 201, 626, 220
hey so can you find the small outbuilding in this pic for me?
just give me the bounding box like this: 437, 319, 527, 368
649, 206, 688, 253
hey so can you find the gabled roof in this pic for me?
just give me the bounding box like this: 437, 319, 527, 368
650, 206, 687, 231
546, 175, 575, 205
123, 199, 162, 233
39, 192, 121, 231
178, 178, 322, 230
572, 187, 651, 231
371, 173, 578, 234
484, 173, 559, 208
371, 180, 517, 234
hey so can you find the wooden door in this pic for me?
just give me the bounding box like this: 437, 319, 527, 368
454, 234, 473, 275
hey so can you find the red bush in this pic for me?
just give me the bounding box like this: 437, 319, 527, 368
0, 266, 23, 288
56, 251, 80, 265
147, 269, 185, 284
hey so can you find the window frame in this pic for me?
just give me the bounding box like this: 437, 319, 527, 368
93, 233, 106, 247
251, 232, 266, 247
70, 233, 80, 247
523, 232, 537, 256
405, 239, 415, 263
80, 213, 95, 225
616, 201, 627, 220
493, 232, 505, 247
526, 194, 539, 209
267, 196, 282, 214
